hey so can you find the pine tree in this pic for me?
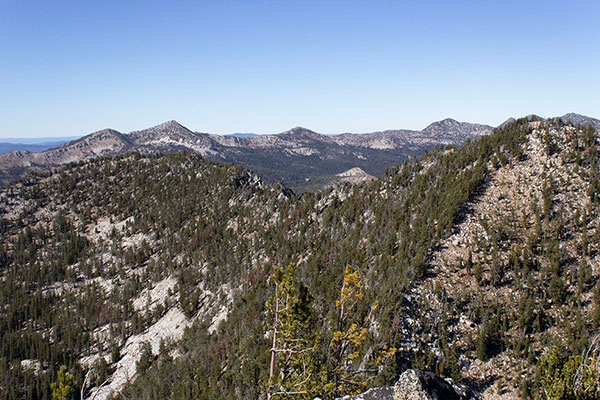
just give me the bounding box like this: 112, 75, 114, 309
51, 365, 74, 400
266, 265, 319, 400
327, 265, 395, 398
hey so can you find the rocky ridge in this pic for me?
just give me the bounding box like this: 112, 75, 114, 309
326, 167, 376, 188
0, 119, 495, 191
0, 152, 289, 399
1, 116, 599, 400
392, 119, 600, 399
339, 369, 477, 400
3, 114, 596, 191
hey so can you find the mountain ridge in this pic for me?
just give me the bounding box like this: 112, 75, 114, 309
0, 113, 597, 191
1, 117, 600, 399
0, 118, 494, 191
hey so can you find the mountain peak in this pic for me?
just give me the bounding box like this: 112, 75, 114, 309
422, 118, 493, 138
127, 120, 197, 144
562, 112, 585, 119
278, 126, 321, 138
66, 128, 128, 147
150, 120, 188, 131
498, 117, 516, 128
438, 118, 459, 124
560, 113, 600, 130
422, 118, 461, 131
89, 128, 123, 137
287, 126, 317, 134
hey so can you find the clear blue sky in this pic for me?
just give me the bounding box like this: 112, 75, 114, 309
1, 0, 598, 137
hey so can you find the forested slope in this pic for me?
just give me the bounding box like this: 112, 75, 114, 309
1, 117, 599, 400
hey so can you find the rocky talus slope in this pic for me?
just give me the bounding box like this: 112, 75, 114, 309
396, 120, 600, 399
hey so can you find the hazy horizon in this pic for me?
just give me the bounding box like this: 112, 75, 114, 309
1, 112, 599, 141
1, 0, 598, 138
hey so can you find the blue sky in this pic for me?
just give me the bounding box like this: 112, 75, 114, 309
0, 0, 598, 137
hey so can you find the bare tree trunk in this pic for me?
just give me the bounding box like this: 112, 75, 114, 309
81, 368, 93, 400
268, 282, 279, 400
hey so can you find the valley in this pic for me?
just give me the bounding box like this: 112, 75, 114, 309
0, 115, 599, 400
0, 118, 495, 192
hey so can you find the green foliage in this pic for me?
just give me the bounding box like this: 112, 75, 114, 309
265, 265, 321, 399
475, 308, 505, 361
136, 342, 153, 375
51, 365, 74, 400
327, 265, 395, 398
535, 346, 597, 400
92, 356, 111, 386
110, 341, 121, 364
1, 118, 599, 399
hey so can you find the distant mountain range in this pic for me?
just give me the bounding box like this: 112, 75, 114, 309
3, 116, 600, 399
224, 133, 260, 138
0, 136, 81, 144
0, 113, 597, 191
0, 137, 81, 154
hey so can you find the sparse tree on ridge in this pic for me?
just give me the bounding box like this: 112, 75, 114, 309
327, 265, 395, 398
266, 265, 320, 400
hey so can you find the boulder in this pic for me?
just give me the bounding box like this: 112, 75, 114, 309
338, 369, 477, 400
